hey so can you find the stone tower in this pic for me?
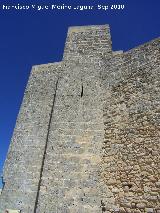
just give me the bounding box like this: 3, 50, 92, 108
0, 25, 159, 213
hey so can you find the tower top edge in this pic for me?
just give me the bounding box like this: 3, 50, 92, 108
67, 24, 110, 34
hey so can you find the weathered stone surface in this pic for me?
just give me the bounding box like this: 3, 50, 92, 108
0, 25, 159, 212
102, 34, 160, 212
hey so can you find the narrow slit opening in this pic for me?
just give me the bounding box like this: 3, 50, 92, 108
81, 85, 83, 97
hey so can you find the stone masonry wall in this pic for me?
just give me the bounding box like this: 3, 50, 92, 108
102, 38, 160, 212
0, 25, 159, 213
0, 63, 62, 212
36, 25, 116, 212
63, 25, 112, 61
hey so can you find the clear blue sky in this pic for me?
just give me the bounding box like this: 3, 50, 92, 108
0, 0, 160, 188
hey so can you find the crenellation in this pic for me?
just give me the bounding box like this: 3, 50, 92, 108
0, 24, 159, 213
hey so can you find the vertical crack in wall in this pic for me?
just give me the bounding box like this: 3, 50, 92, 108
34, 79, 59, 213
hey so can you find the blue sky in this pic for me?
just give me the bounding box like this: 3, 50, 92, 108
0, 0, 160, 188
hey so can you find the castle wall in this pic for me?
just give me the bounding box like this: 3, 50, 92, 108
63, 25, 112, 61
0, 25, 159, 213
36, 61, 103, 212
102, 37, 160, 211
0, 63, 62, 212
36, 26, 117, 212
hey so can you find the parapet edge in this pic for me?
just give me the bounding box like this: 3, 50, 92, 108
124, 37, 160, 54
32, 61, 63, 71
67, 24, 110, 34
113, 50, 123, 56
